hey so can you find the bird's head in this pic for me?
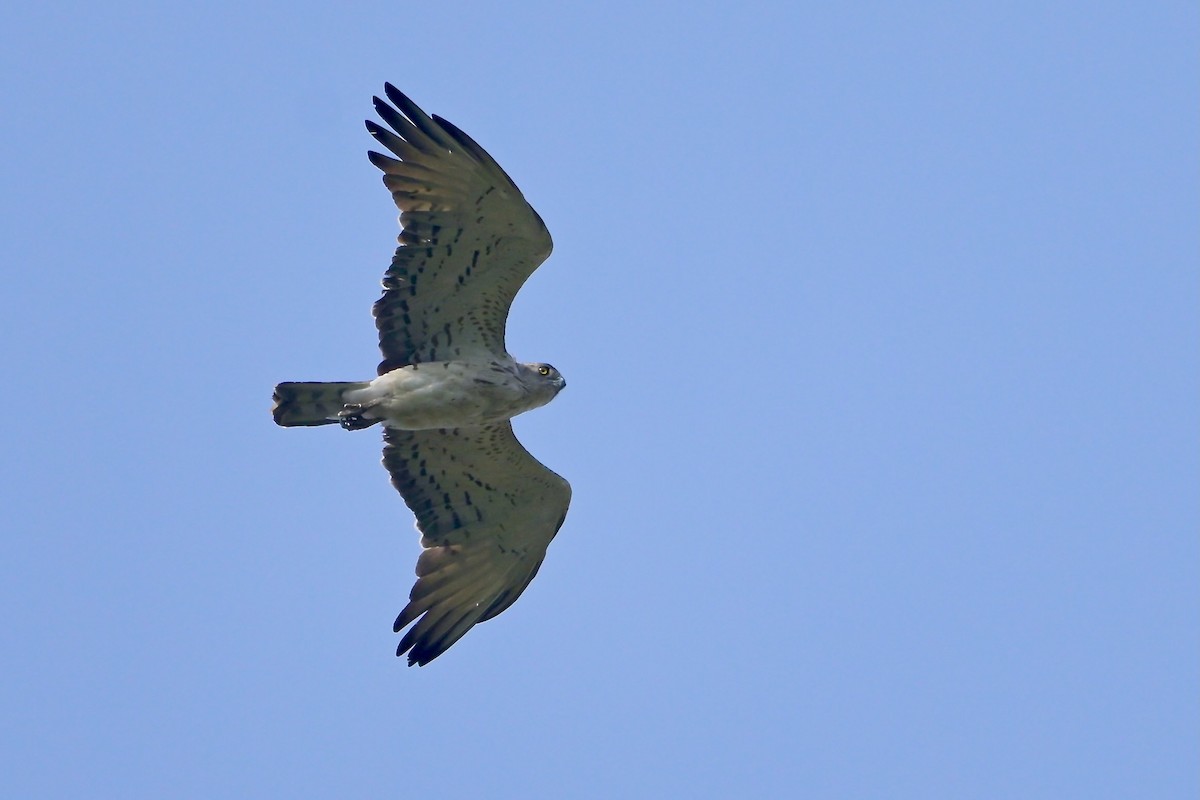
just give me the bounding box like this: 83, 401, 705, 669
522, 362, 567, 398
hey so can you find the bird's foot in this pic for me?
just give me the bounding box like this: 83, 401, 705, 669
338, 405, 378, 430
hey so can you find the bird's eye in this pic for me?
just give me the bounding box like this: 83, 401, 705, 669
537, 365, 551, 376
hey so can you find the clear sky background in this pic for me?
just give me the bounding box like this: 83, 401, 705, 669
2, 2, 1196, 798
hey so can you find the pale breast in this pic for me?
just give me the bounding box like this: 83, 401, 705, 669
344, 360, 533, 430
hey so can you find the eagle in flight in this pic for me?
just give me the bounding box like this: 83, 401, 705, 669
272, 85, 569, 666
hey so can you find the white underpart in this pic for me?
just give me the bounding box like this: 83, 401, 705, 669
342, 359, 550, 430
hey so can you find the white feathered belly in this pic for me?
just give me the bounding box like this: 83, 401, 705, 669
342, 361, 536, 430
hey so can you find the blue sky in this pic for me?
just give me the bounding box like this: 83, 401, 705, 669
2, 1, 1196, 797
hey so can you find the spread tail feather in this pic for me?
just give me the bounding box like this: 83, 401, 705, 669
272, 381, 371, 427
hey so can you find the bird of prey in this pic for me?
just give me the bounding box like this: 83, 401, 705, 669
272, 85, 569, 666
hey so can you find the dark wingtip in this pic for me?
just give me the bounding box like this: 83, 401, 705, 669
402, 644, 442, 667
366, 150, 393, 171
397, 639, 435, 667
383, 82, 410, 109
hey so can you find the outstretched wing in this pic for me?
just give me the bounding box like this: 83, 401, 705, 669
367, 85, 553, 374
383, 424, 571, 666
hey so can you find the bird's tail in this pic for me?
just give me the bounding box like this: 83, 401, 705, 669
272, 381, 370, 427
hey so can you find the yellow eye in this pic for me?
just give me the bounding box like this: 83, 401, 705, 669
537, 365, 551, 376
